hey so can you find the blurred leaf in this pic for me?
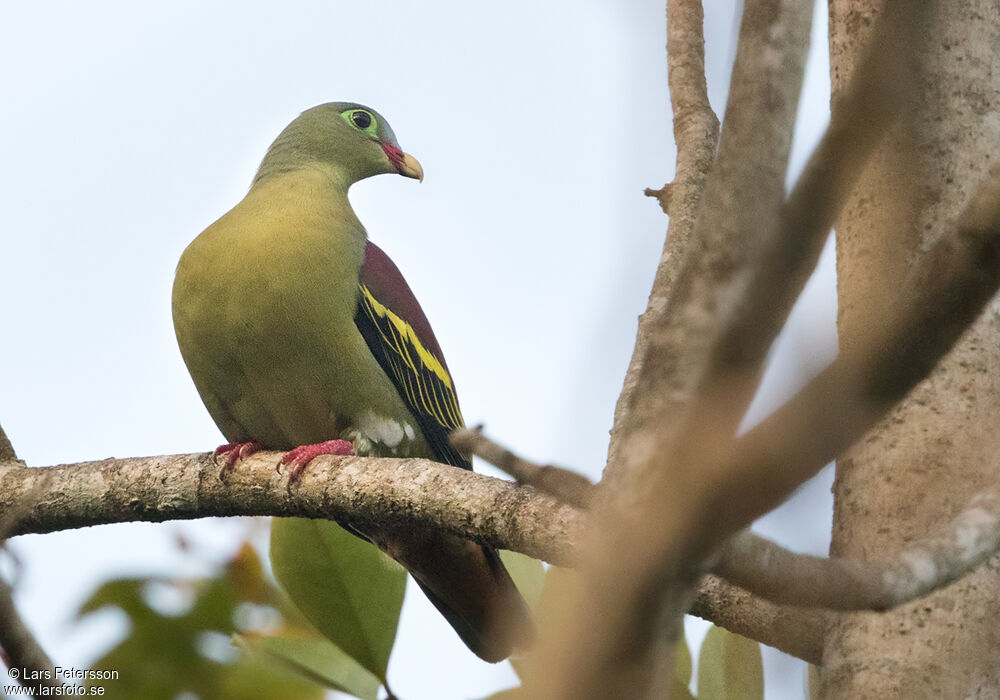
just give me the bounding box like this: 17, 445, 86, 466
217, 652, 324, 700
697, 626, 764, 700
238, 633, 380, 700
675, 630, 692, 686
502, 555, 551, 682
673, 679, 696, 700
498, 550, 546, 610
808, 663, 822, 700
75, 534, 323, 699
270, 518, 405, 682
534, 565, 582, 626
78, 578, 156, 620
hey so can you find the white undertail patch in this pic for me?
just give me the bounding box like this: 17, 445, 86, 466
358, 409, 411, 449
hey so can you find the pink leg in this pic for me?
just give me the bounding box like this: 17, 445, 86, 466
278, 439, 355, 484
213, 441, 261, 480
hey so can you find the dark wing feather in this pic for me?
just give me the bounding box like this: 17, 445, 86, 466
355, 242, 471, 469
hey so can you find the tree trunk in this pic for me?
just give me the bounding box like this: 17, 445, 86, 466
824, 1, 1000, 697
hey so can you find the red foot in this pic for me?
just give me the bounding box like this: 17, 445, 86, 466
278, 439, 354, 484
214, 441, 261, 480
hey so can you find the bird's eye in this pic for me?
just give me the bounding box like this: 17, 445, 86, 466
351, 111, 372, 129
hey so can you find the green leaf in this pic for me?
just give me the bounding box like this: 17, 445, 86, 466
237, 633, 380, 700
218, 652, 324, 700
498, 550, 546, 610
498, 550, 546, 682
808, 663, 822, 700
74, 541, 323, 700
675, 630, 693, 687
673, 679, 695, 700
697, 626, 764, 700
269, 518, 406, 682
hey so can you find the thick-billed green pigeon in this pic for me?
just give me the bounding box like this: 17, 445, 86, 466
172, 102, 533, 662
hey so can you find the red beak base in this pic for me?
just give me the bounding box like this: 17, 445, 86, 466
381, 142, 423, 181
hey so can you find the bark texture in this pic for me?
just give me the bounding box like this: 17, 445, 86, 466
824, 1, 1000, 697
0, 450, 832, 663
0, 453, 582, 564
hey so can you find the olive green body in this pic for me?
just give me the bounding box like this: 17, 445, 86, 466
173, 168, 426, 457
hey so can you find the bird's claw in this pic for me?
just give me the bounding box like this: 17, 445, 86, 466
214, 441, 261, 480
278, 439, 355, 484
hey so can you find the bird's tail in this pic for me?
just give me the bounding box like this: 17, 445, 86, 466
377, 526, 535, 663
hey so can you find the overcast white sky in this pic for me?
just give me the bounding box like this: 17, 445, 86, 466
1, 2, 833, 698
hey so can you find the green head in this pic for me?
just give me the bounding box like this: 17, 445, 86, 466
254, 102, 423, 187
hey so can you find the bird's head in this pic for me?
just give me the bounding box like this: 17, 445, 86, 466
255, 102, 423, 187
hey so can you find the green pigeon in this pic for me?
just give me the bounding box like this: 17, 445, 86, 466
172, 102, 533, 662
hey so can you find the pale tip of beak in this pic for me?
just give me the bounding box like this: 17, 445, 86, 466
400, 152, 424, 182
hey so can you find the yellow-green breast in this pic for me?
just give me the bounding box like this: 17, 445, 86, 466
172, 167, 426, 454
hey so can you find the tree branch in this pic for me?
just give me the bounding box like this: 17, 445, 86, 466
690, 575, 829, 666
0, 450, 835, 664
451, 427, 595, 509
529, 2, 815, 697
714, 160, 1000, 533
605, 0, 719, 478
707, 0, 920, 398
716, 494, 1000, 610
0, 453, 583, 566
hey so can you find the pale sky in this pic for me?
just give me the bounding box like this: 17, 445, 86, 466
0, 2, 833, 698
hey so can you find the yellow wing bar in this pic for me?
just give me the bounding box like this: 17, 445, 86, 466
358, 283, 464, 432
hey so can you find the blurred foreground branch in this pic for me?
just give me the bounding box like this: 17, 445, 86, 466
0, 424, 65, 697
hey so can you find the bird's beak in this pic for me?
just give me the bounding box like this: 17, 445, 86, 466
396, 152, 423, 182
381, 143, 424, 182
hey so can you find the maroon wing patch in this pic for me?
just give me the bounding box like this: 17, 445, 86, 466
354, 241, 471, 468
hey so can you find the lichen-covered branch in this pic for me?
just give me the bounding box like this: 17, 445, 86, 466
717, 493, 1000, 610
0, 453, 582, 566
690, 575, 830, 666
0, 450, 833, 664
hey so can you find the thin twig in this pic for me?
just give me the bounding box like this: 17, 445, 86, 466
451, 427, 595, 509
716, 494, 1000, 610
644, 184, 673, 215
